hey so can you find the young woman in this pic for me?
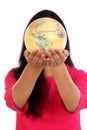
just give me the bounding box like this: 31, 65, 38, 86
4, 10, 87, 130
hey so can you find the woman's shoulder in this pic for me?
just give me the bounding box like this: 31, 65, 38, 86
5, 68, 18, 85
6, 67, 18, 77
66, 64, 87, 78
5, 68, 18, 88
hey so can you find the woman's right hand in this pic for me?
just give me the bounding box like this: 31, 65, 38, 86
11, 50, 46, 109
24, 50, 46, 67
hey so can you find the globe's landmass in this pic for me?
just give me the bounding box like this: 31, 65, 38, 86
24, 17, 67, 53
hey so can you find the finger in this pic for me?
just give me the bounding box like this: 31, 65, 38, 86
28, 50, 38, 62
46, 58, 51, 66
55, 49, 65, 62
23, 50, 30, 60
43, 57, 47, 66
37, 53, 45, 66
53, 50, 61, 63
31, 51, 41, 65
49, 50, 61, 65
50, 57, 56, 66
62, 50, 69, 58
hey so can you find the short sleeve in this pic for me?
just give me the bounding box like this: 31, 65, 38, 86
75, 70, 87, 112
66, 65, 87, 113
4, 69, 28, 113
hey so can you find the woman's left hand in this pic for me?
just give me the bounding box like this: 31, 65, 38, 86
45, 49, 69, 66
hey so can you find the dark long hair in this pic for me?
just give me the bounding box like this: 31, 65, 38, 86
13, 10, 74, 116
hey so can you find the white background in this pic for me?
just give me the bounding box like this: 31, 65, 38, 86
0, 0, 87, 130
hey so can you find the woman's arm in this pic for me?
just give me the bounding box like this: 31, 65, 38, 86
11, 50, 44, 109
50, 63, 80, 112
46, 49, 80, 112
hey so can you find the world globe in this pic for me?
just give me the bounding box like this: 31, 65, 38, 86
24, 17, 67, 53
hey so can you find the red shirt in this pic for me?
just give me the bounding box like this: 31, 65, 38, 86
4, 65, 87, 130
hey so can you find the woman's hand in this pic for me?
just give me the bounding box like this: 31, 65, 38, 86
46, 49, 69, 66
24, 49, 69, 67
12, 50, 46, 109
24, 50, 46, 67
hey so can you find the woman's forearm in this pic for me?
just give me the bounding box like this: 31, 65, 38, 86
50, 63, 80, 112
11, 63, 43, 109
